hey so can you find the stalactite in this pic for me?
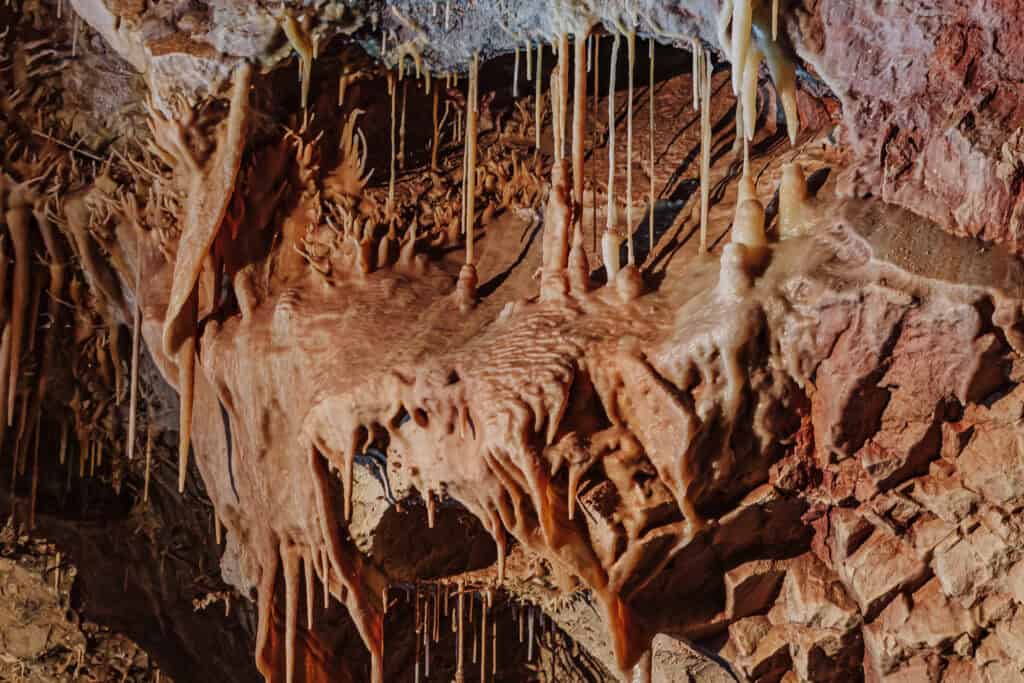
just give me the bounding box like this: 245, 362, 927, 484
513, 45, 520, 98
283, 546, 301, 683
559, 33, 570, 163
648, 38, 656, 252
338, 73, 349, 108
692, 39, 701, 112
399, 79, 409, 171
472, 596, 478, 665
456, 581, 466, 680
525, 39, 533, 80
388, 72, 397, 217
424, 600, 431, 676
430, 84, 441, 171
127, 240, 142, 461
177, 292, 196, 494
625, 29, 636, 266
465, 52, 480, 266
143, 422, 153, 503
604, 32, 622, 278
282, 15, 314, 110
551, 49, 562, 165
5, 202, 29, 427
572, 28, 588, 215
527, 607, 535, 661
762, 38, 799, 145
415, 596, 422, 683
480, 595, 488, 682
433, 583, 441, 642
58, 419, 67, 465
304, 553, 315, 630
731, 0, 753, 96
534, 43, 543, 162
741, 47, 762, 141
699, 54, 711, 253
110, 322, 125, 404
592, 34, 600, 252
772, 0, 780, 39
323, 547, 331, 609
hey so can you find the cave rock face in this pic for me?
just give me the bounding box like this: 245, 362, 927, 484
794, 0, 1024, 247
15, 1, 1024, 682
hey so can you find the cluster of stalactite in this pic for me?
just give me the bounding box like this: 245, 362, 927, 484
1, 1, 811, 681
0, 2, 167, 534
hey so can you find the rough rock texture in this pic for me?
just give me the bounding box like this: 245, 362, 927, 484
791, 0, 1024, 248
9, 0, 1024, 682
0, 524, 173, 682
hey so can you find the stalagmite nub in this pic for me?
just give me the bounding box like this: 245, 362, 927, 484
732, 196, 767, 255
778, 161, 809, 237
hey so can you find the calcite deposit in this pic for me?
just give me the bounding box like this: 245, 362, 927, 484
5, 1, 1024, 682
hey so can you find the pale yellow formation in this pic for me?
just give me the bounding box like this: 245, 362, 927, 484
762, 37, 799, 145
779, 162, 810, 237
731, 0, 752, 95
742, 47, 762, 141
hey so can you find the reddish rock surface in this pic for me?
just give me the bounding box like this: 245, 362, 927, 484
794, 0, 1024, 248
